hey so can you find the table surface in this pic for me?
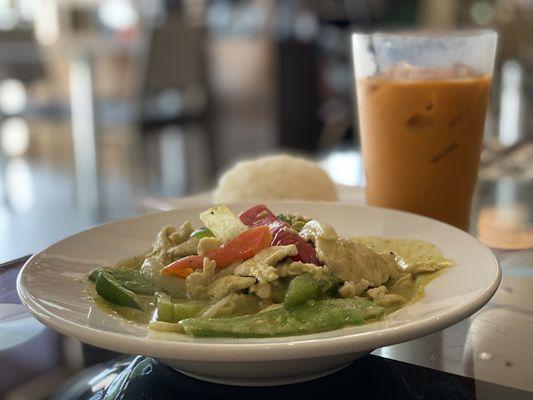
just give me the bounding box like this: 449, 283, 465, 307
1, 178, 532, 399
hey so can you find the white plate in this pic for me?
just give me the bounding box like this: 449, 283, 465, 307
17, 202, 500, 386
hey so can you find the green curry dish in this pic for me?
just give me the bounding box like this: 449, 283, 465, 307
87, 204, 453, 338
95, 272, 144, 311
180, 298, 384, 338
89, 267, 158, 295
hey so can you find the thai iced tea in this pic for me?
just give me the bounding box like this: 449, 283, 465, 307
356, 67, 492, 230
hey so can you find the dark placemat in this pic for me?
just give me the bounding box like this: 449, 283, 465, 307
51, 354, 533, 400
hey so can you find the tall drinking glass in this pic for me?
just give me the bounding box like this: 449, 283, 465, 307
352, 31, 497, 230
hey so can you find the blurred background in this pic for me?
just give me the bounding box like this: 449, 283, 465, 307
1, 1, 533, 399
0, 0, 531, 262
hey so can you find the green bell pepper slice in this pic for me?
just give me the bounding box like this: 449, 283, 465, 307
95, 272, 144, 310
89, 267, 158, 295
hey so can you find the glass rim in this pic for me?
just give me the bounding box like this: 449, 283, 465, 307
352, 29, 497, 40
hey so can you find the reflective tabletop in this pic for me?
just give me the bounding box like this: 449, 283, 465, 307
1, 158, 532, 399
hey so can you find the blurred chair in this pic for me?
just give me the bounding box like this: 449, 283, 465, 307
134, 9, 214, 196
137, 14, 209, 129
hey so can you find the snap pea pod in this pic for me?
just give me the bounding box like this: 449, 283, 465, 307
284, 273, 321, 308
95, 272, 144, 310
154, 292, 208, 323
180, 298, 384, 338
89, 267, 158, 295
284, 271, 336, 308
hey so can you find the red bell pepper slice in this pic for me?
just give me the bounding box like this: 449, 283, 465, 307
161, 226, 272, 277
239, 204, 320, 265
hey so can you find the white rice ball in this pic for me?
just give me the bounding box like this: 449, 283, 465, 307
214, 154, 339, 203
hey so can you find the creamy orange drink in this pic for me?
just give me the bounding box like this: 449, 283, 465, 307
353, 32, 497, 230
